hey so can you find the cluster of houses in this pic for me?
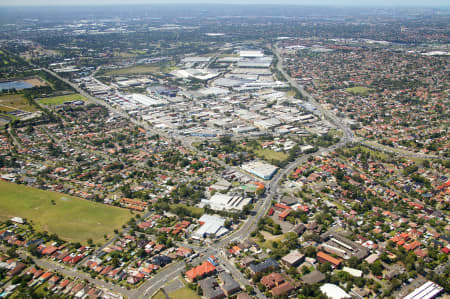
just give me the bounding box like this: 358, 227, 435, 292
0, 103, 224, 210
81, 216, 195, 285
280, 38, 449, 156
0, 221, 91, 268
185, 256, 246, 299
0, 256, 122, 299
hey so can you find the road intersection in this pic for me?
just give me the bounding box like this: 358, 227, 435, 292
39, 54, 354, 299
35, 47, 447, 298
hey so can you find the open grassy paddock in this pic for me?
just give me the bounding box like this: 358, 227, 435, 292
253, 231, 284, 251
0, 180, 133, 244
345, 86, 372, 96
169, 204, 204, 218
104, 64, 162, 76
254, 148, 288, 162
152, 281, 200, 299
242, 142, 289, 163
168, 286, 200, 299
38, 93, 86, 105
0, 94, 39, 112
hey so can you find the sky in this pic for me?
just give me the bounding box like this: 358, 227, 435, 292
0, 0, 448, 6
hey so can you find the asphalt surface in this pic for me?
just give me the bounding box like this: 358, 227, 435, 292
272, 44, 448, 161
17, 252, 135, 298
36, 52, 448, 299
40, 62, 351, 299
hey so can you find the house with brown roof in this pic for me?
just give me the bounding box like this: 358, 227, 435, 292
261, 273, 284, 289
240, 256, 255, 268
271, 281, 295, 297
7, 262, 26, 276
185, 261, 216, 282
236, 293, 252, 299
316, 251, 342, 268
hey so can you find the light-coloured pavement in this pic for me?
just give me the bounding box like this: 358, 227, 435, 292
35, 47, 447, 299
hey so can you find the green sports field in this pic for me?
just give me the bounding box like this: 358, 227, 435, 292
0, 94, 39, 112
38, 93, 86, 105
104, 64, 161, 76
0, 180, 132, 244
345, 86, 372, 96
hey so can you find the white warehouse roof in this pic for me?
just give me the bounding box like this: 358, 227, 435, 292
342, 267, 363, 278
241, 161, 279, 180
320, 284, 351, 299
192, 214, 228, 239
239, 50, 264, 57
201, 193, 251, 211
129, 93, 167, 107
403, 281, 443, 299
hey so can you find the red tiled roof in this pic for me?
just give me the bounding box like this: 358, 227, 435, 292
271, 281, 295, 297
261, 273, 284, 289
42, 246, 58, 255
274, 203, 290, 210
403, 240, 421, 251
317, 251, 342, 266
40, 272, 53, 280
279, 209, 292, 219
185, 261, 216, 281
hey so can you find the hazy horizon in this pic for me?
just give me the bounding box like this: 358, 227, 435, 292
0, 0, 449, 7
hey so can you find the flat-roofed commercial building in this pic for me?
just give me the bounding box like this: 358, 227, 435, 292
239, 50, 264, 58
192, 214, 229, 240
403, 281, 443, 299
201, 193, 252, 211
128, 93, 167, 107
320, 284, 351, 299
241, 161, 279, 180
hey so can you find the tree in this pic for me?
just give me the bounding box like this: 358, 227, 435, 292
224, 220, 232, 229
28, 244, 42, 258
347, 256, 359, 268
245, 285, 255, 294
6, 246, 18, 258
318, 262, 332, 273
370, 260, 383, 276
304, 246, 317, 257
301, 265, 311, 275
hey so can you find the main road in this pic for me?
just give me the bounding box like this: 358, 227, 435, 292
272, 44, 353, 144
272, 44, 448, 161
30, 45, 446, 299
41, 57, 353, 299
42, 68, 256, 175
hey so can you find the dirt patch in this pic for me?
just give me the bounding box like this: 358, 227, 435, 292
24, 77, 47, 87
270, 212, 295, 233
260, 231, 283, 241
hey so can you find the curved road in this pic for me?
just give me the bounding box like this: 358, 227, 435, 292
40, 60, 351, 299
272, 44, 448, 161
38, 47, 447, 299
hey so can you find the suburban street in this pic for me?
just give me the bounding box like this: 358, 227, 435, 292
1, 6, 447, 299
33, 48, 446, 299
272, 44, 449, 161
138, 262, 185, 299
272, 44, 353, 144
0, 248, 135, 298
40, 54, 354, 299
